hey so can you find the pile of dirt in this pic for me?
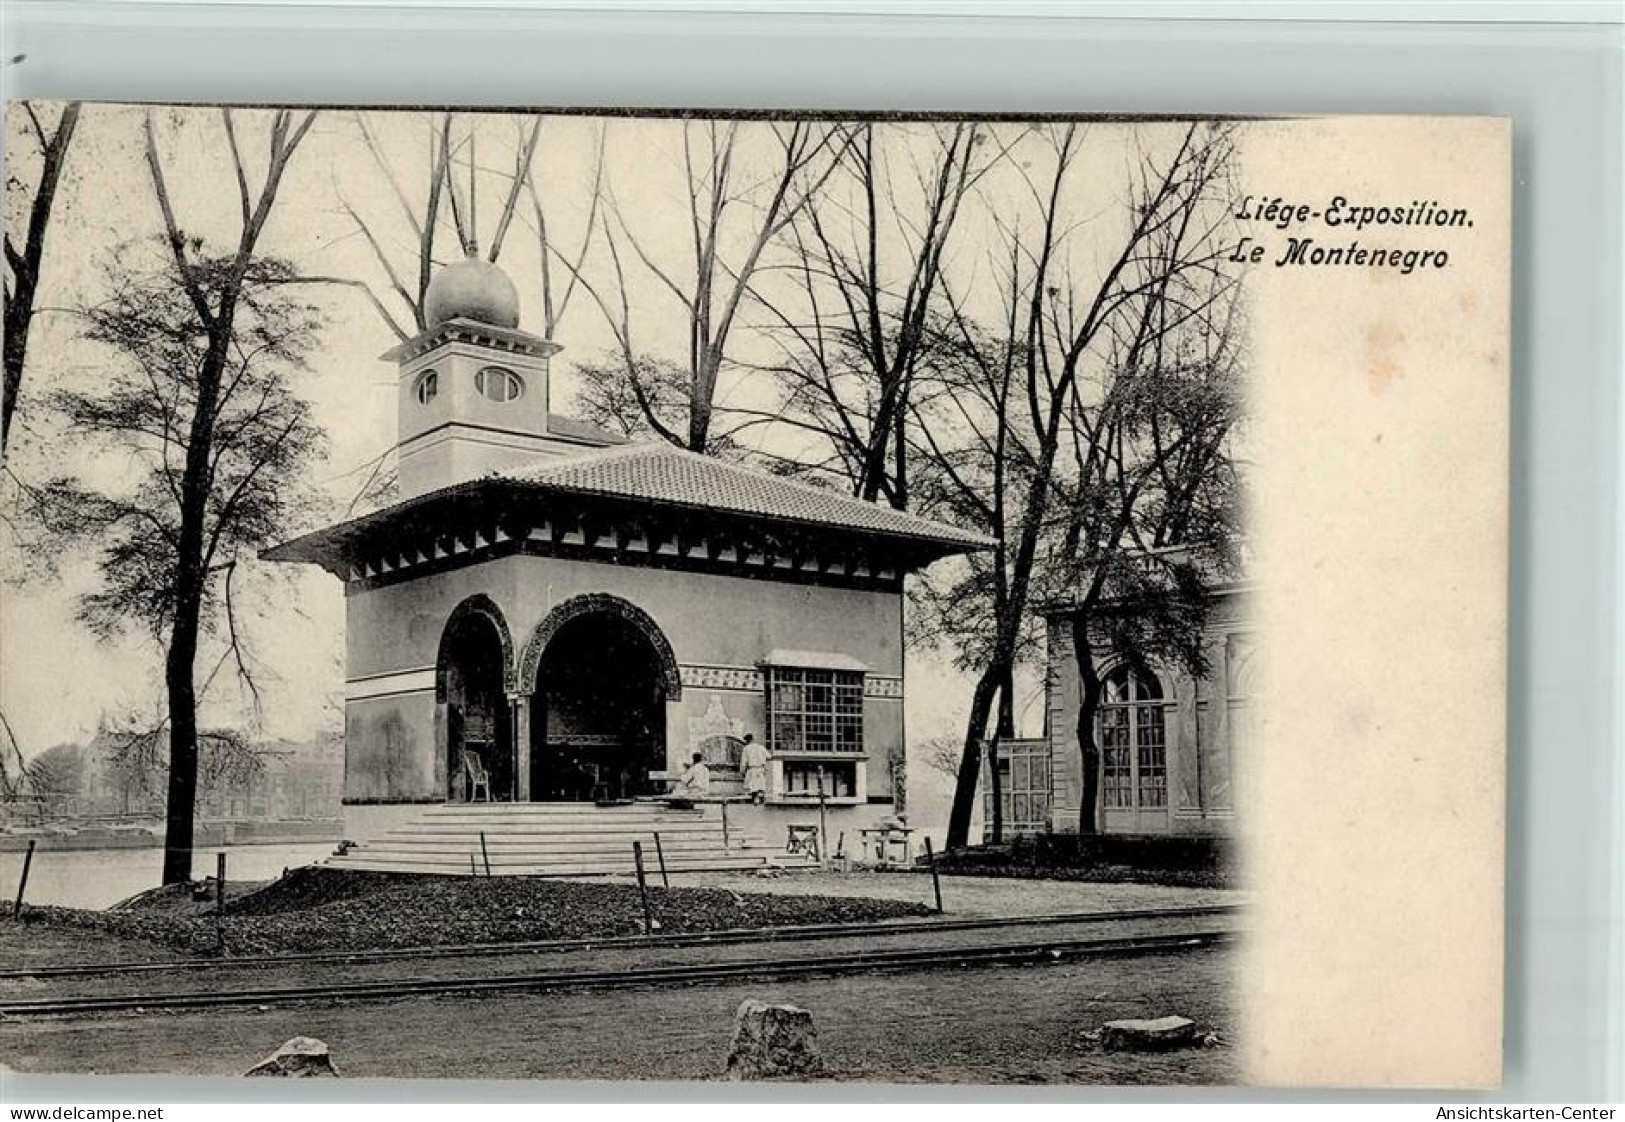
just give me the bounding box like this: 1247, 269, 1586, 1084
225, 866, 411, 915
20, 866, 933, 957
111, 879, 275, 917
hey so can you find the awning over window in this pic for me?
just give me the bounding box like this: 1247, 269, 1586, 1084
763, 649, 870, 672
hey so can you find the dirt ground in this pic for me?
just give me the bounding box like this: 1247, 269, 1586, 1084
0, 945, 1238, 1085
0, 909, 1234, 1002
649, 868, 1246, 917
0, 921, 178, 970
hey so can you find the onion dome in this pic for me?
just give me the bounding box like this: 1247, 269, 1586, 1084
424, 255, 520, 330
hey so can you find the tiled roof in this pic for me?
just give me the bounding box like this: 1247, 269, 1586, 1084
499, 442, 992, 549
544, 413, 626, 447
263, 440, 993, 572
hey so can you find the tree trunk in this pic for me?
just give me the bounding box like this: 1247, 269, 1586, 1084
891, 401, 908, 511
996, 666, 1015, 737
3, 102, 81, 456
141, 107, 318, 881
161, 617, 200, 884
160, 411, 217, 884
1070, 613, 1103, 836
688, 353, 716, 452
159, 308, 234, 883
944, 668, 999, 849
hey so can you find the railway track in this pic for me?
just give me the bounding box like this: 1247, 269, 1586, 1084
1, 903, 1242, 980
0, 928, 1234, 1018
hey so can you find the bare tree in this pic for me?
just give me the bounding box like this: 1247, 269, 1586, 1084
742, 122, 1010, 507
4, 101, 82, 457
905, 304, 1037, 843
517, 117, 602, 341
94, 714, 282, 813
334, 113, 602, 513
914, 122, 1239, 849
573, 119, 851, 453
0, 709, 29, 806
1053, 264, 1244, 833
339, 112, 602, 341
917, 734, 967, 780
18, 743, 81, 819
31, 109, 324, 884
336, 111, 455, 341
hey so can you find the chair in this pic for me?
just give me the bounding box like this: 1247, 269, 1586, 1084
461, 748, 491, 803
785, 824, 820, 862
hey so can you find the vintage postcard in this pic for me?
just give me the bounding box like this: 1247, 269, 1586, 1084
0, 104, 1508, 1088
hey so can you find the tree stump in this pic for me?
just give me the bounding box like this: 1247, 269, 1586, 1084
1099, 1015, 1201, 1052
725, 1000, 822, 1079
243, 1036, 341, 1077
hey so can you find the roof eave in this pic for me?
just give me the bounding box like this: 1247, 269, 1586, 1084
1037, 578, 1257, 617
260, 475, 995, 575
379, 318, 563, 363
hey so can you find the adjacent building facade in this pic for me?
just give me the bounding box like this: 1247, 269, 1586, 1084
266, 256, 990, 844
986, 572, 1253, 839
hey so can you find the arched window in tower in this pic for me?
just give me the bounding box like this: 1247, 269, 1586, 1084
1098, 664, 1167, 810
475, 366, 525, 403
415, 369, 439, 405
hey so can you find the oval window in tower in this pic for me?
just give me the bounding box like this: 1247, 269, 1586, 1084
475, 366, 525, 403
415, 369, 439, 405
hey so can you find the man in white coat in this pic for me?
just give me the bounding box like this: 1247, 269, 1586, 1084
740, 734, 770, 804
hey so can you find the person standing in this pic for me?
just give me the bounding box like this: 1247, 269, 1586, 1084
740, 733, 770, 804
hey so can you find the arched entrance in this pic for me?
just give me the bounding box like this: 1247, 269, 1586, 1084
523, 596, 679, 802
437, 598, 515, 802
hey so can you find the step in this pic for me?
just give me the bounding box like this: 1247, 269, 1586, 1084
357, 832, 780, 852
326, 856, 780, 876
333, 850, 814, 869
407, 818, 712, 832
331, 801, 807, 876
347, 857, 760, 871
353, 844, 755, 862
405, 827, 771, 842
385, 818, 757, 832
352, 828, 776, 850
371, 829, 749, 846
420, 804, 709, 818
363, 831, 757, 848
383, 816, 721, 832
326, 857, 816, 877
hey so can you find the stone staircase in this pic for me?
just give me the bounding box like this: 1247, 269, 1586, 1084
326, 802, 811, 877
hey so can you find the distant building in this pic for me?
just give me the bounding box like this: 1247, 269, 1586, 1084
5, 730, 342, 826
986, 555, 1253, 839
265, 256, 990, 845
193, 737, 345, 824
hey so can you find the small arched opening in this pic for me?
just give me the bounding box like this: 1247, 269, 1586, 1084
436, 597, 515, 802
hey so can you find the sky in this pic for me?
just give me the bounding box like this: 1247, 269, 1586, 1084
2, 104, 1198, 821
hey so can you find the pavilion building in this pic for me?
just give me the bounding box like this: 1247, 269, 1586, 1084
265, 256, 991, 856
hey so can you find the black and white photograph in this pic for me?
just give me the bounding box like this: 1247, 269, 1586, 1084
0, 102, 1510, 1089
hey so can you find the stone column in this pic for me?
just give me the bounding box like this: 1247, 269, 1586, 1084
1173, 674, 1201, 821
1206, 635, 1233, 814
511, 694, 531, 802
664, 696, 684, 772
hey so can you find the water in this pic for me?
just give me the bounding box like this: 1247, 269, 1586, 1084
0, 841, 337, 911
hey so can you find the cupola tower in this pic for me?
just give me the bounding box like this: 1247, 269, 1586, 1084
383, 255, 601, 499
